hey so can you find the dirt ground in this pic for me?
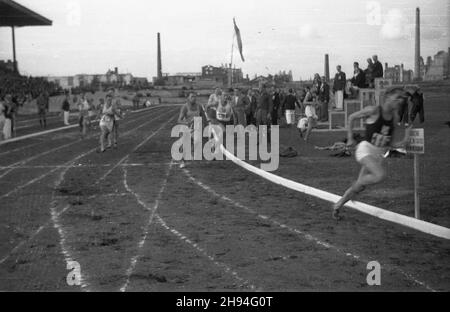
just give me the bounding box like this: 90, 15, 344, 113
0, 87, 449, 292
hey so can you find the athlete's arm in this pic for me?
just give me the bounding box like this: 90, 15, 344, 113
347, 106, 378, 146
391, 121, 413, 148
177, 105, 188, 125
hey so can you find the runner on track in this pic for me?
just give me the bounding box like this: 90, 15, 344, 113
332, 87, 412, 220
98, 95, 116, 153
177, 92, 206, 169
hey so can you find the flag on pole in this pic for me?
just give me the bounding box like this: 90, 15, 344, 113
233, 18, 245, 62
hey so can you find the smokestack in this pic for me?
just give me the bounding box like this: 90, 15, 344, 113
324, 54, 330, 82
157, 33, 162, 79
414, 7, 421, 81
115, 67, 118, 75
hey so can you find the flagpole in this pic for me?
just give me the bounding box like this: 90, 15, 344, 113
230, 30, 236, 88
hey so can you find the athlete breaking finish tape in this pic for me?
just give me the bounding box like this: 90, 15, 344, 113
332, 87, 413, 221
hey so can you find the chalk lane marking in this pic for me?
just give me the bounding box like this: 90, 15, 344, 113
120, 162, 173, 292
0, 107, 168, 180
0, 110, 176, 267
0, 204, 70, 265
121, 165, 257, 291
0, 107, 164, 157
49, 148, 99, 291
210, 128, 450, 240
0, 105, 168, 147
96, 112, 177, 183
47, 110, 177, 291
0, 162, 173, 170
0, 108, 175, 199
154, 214, 258, 291
183, 169, 436, 292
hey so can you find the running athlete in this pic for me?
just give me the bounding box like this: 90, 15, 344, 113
98, 96, 116, 153
332, 88, 412, 220
298, 100, 319, 143
77, 93, 90, 139
205, 87, 222, 122
177, 92, 205, 169
216, 95, 234, 128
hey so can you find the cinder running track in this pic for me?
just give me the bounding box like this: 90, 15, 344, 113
0, 104, 449, 291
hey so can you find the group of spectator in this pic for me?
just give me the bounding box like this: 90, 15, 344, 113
332, 55, 385, 109
203, 82, 332, 130
0, 71, 61, 101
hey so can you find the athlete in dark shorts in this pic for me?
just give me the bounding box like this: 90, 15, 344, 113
332, 88, 412, 220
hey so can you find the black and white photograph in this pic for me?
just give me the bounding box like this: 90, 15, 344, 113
0, 0, 449, 298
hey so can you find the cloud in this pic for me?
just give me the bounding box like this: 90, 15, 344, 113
299, 24, 321, 39
380, 9, 408, 40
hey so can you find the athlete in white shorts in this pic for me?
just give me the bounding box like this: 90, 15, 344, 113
298, 102, 318, 142
332, 88, 412, 220
177, 93, 205, 169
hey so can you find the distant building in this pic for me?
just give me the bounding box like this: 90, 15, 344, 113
201, 65, 244, 85
384, 63, 414, 83
45, 67, 141, 90
0, 60, 16, 73
422, 49, 450, 81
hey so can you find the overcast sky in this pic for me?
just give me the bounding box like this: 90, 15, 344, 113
0, 0, 449, 79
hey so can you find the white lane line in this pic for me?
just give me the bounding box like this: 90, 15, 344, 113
0, 105, 169, 147
0, 137, 96, 180
154, 214, 258, 291
182, 169, 437, 292
0, 162, 173, 170
0, 204, 70, 266
213, 131, 450, 240
120, 162, 173, 292
0, 108, 161, 180
44, 113, 170, 290
120, 164, 257, 292
0, 110, 176, 265
0, 109, 159, 155
96, 112, 177, 183
0, 141, 42, 157
49, 148, 99, 291
0, 109, 176, 199
0, 125, 78, 146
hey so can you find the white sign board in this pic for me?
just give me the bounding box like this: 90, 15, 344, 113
407, 129, 425, 154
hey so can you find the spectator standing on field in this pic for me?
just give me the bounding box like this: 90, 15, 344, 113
271, 87, 281, 126
77, 93, 90, 139
245, 89, 257, 126
256, 85, 273, 127
365, 58, 375, 88
312, 74, 322, 98
332, 65, 346, 110
372, 55, 384, 80
282, 88, 301, 126
62, 93, 71, 126
350, 62, 367, 98
232, 88, 247, 126
318, 77, 330, 122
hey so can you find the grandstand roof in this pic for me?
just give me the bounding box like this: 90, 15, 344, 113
0, 0, 52, 27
